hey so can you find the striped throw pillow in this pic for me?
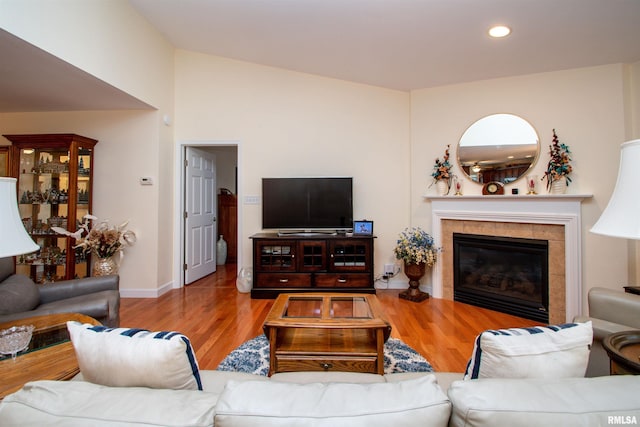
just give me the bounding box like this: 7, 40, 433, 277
67, 321, 202, 390
464, 321, 592, 380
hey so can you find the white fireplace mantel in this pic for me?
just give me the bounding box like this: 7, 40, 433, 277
425, 194, 592, 322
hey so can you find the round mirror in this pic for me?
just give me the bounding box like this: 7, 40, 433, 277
457, 114, 539, 185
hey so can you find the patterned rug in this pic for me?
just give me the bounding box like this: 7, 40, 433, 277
216, 334, 433, 376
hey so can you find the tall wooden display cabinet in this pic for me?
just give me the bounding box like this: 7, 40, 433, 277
4, 134, 98, 283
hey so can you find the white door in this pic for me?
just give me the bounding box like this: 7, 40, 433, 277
184, 147, 217, 284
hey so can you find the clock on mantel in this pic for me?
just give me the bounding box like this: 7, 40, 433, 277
482, 181, 504, 195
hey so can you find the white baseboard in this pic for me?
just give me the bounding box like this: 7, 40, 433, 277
120, 280, 174, 298
375, 278, 406, 290
121, 280, 433, 298
374, 278, 433, 295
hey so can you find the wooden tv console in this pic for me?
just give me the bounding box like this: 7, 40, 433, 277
250, 233, 375, 299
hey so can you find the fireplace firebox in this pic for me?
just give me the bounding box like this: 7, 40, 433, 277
453, 233, 549, 323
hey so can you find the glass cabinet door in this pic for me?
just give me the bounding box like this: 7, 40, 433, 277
16, 147, 71, 282
329, 240, 369, 272
257, 241, 297, 271
74, 147, 93, 278
0, 147, 8, 177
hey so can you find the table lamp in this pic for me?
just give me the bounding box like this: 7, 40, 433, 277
591, 139, 640, 239
0, 177, 39, 258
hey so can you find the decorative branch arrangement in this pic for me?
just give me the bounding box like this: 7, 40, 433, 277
52, 214, 136, 259
543, 129, 572, 191
431, 145, 453, 184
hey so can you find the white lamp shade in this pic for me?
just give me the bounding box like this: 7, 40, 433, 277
591, 139, 640, 239
0, 177, 39, 257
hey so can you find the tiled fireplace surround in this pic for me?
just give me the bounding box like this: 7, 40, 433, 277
427, 195, 590, 324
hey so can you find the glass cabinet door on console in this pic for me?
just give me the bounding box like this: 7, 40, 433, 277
4, 134, 98, 283
257, 241, 297, 272
329, 240, 370, 272
299, 240, 327, 272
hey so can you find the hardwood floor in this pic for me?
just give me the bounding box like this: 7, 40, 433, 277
120, 264, 539, 373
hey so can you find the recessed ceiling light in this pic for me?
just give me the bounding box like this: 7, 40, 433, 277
488, 25, 511, 38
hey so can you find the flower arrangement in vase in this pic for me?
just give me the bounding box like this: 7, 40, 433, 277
394, 227, 439, 267
542, 129, 572, 193
394, 227, 439, 302
431, 145, 453, 195
52, 214, 136, 276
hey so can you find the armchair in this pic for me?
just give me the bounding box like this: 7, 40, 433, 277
0, 257, 120, 327
574, 286, 640, 377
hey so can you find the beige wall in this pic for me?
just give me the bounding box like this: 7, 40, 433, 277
0, 111, 168, 293
174, 51, 412, 277
0, 0, 175, 295
0, 0, 174, 110
411, 64, 630, 310
210, 147, 238, 195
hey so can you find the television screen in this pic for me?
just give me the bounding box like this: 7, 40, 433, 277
262, 177, 353, 231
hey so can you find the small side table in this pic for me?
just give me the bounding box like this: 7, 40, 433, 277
0, 313, 100, 399
623, 286, 640, 296
602, 331, 640, 375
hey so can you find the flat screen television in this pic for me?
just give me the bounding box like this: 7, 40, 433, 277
262, 177, 353, 232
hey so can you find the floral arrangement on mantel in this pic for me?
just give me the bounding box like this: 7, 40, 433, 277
431, 145, 453, 189
542, 129, 572, 191
52, 214, 136, 259
393, 227, 439, 267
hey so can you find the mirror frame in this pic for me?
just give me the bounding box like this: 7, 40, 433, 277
456, 113, 540, 185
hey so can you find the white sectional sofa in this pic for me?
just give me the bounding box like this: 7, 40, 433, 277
0, 370, 639, 426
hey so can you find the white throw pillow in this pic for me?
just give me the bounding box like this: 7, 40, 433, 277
463, 321, 592, 380
67, 321, 202, 390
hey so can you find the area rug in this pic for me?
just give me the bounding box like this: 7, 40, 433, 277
216, 334, 433, 376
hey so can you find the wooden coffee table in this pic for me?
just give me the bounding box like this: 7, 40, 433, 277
263, 293, 391, 376
0, 312, 100, 399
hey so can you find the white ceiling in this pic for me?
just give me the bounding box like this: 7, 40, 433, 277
129, 0, 640, 90
2, 0, 640, 112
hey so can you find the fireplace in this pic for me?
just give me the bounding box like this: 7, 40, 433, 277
453, 233, 549, 323
429, 194, 590, 323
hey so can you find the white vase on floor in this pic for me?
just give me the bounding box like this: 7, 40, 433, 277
236, 267, 252, 293
217, 235, 228, 265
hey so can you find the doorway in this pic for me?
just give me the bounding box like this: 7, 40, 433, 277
174, 141, 241, 288
184, 146, 217, 284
